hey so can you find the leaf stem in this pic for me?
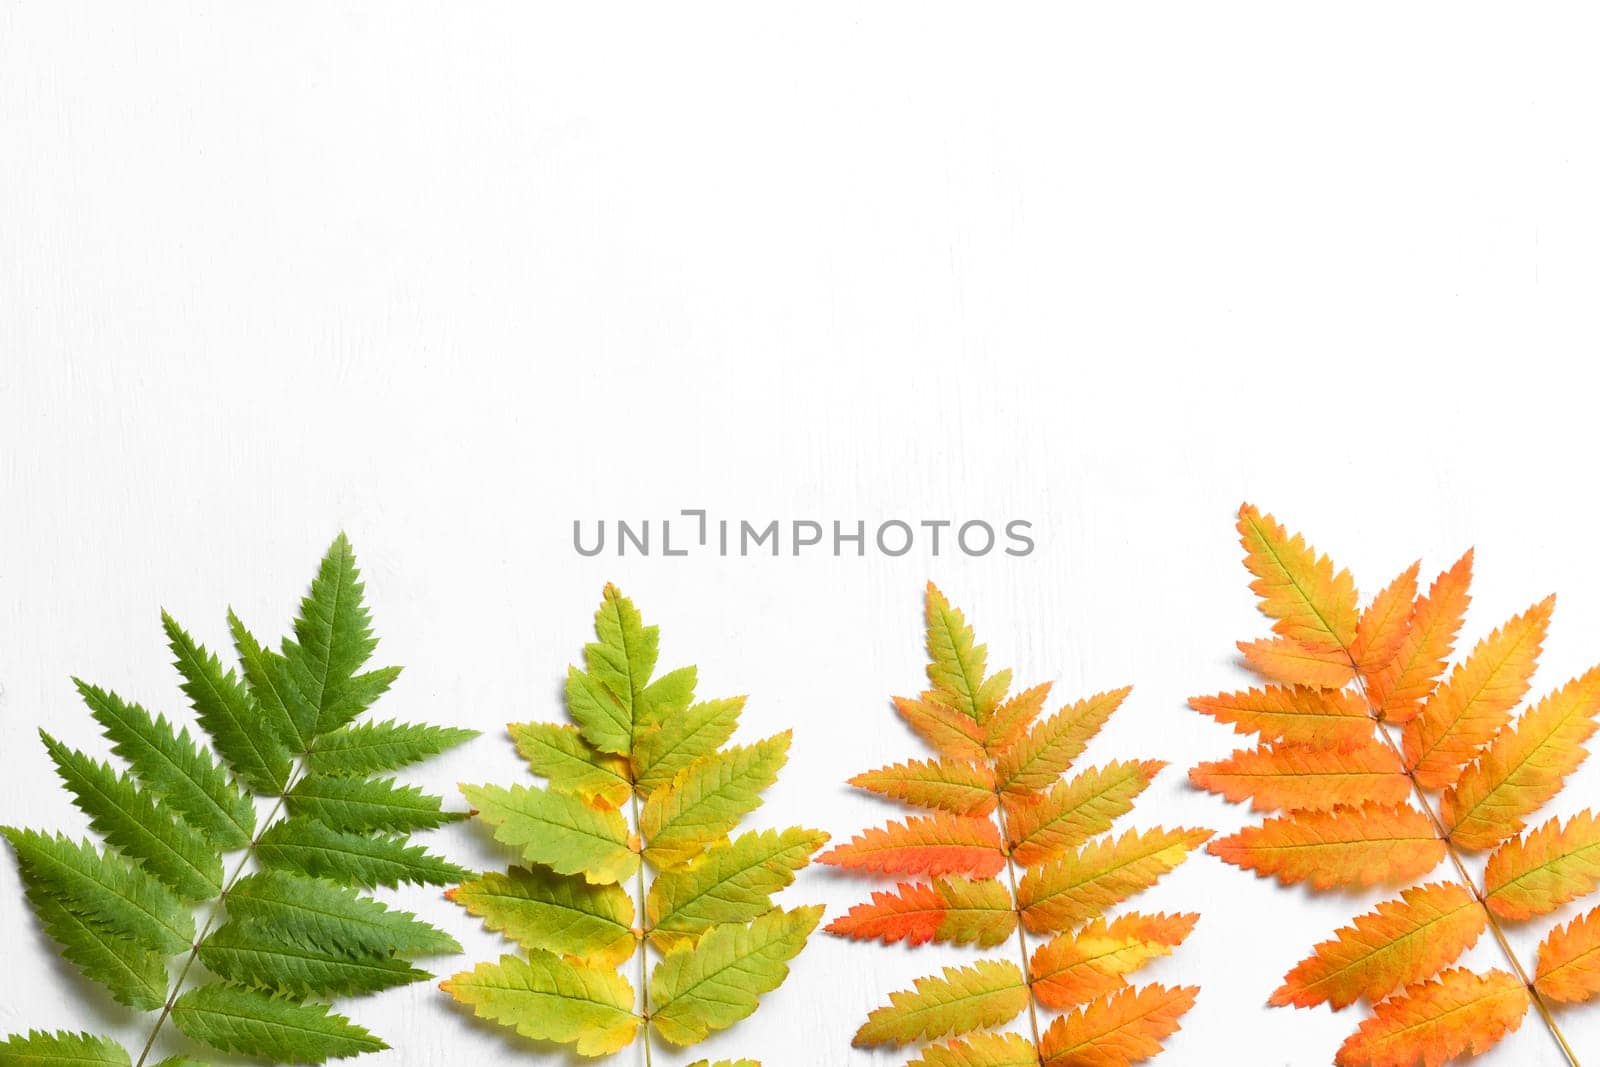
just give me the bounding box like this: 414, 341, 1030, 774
132, 760, 308, 1067
629, 781, 654, 1067
990, 776, 1043, 1063
1352, 675, 1580, 1067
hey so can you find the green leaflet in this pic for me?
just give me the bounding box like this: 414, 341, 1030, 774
650, 905, 824, 1045
442, 952, 640, 1057
166, 611, 292, 793
306, 720, 477, 777
75, 679, 256, 849
254, 817, 466, 888
225, 870, 460, 957
198, 922, 429, 998
1, 829, 192, 955
641, 734, 791, 868
447, 586, 823, 1060
287, 774, 461, 834
648, 827, 828, 948
40, 733, 222, 900
170, 984, 387, 1064
0, 1030, 131, 1065
448, 866, 636, 967
4, 535, 468, 1066
461, 782, 638, 885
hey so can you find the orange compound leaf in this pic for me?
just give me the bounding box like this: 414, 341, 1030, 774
1029, 926, 1179, 1011
1188, 686, 1371, 747
1366, 551, 1474, 723
1334, 968, 1528, 1067
1270, 882, 1486, 1009
1084, 911, 1199, 950
1207, 804, 1444, 890
1404, 597, 1554, 791
1352, 562, 1420, 679
907, 1032, 1040, 1067
1443, 664, 1600, 851
1038, 982, 1198, 1067
1237, 503, 1360, 653
983, 682, 1053, 754
817, 814, 1005, 879
895, 695, 989, 763
995, 688, 1131, 796
1535, 906, 1600, 1005
1484, 811, 1600, 921
1019, 827, 1212, 936
850, 758, 998, 818
1189, 739, 1408, 814
1007, 760, 1164, 867
1238, 637, 1356, 690
825, 878, 1015, 949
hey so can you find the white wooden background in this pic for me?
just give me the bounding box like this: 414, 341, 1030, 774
4, 4, 1600, 1065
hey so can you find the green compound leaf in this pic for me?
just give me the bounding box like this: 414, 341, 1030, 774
170, 983, 387, 1064
286, 774, 462, 834
225, 870, 459, 957
197, 922, 429, 999
448, 866, 636, 967
306, 720, 477, 778
650, 905, 823, 1046
442, 952, 640, 1057
165, 611, 292, 794
75, 678, 256, 848
255, 817, 467, 889
460, 782, 638, 885
0, 1030, 131, 1065
16, 870, 168, 1011
640, 734, 791, 869
2, 828, 192, 955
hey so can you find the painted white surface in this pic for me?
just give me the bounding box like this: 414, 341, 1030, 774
4, 4, 1600, 1064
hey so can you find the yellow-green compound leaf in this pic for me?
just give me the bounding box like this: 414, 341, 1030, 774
1006, 760, 1163, 867
170, 982, 387, 1064
633, 697, 745, 798
1019, 827, 1212, 935
641, 734, 791, 869
0, 1030, 131, 1065
907, 1032, 1041, 1067
508, 722, 631, 808
461, 782, 638, 885
443, 951, 639, 1057
650, 905, 822, 1046
854, 958, 1028, 1047
564, 584, 662, 755
448, 866, 635, 968
648, 827, 828, 949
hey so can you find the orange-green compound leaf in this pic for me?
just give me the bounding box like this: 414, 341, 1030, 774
1443, 664, 1600, 850
649, 905, 822, 1046
1029, 928, 1175, 1011
640, 733, 790, 869
896, 695, 990, 763
441, 950, 640, 1057
853, 959, 1029, 1047
1238, 637, 1357, 690
984, 682, 1053, 754
1237, 504, 1360, 653
1484, 812, 1600, 920
826, 877, 1015, 948
907, 1032, 1041, 1067
1352, 562, 1420, 678
1535, 906, 1600, 1004
632, 696, 744, 798
850, 758, 998, 817
1404, 596, 1553, 790
507, 722, 631, 809
818, 814, 1005, 879
447, 866, 636, 968
1207, 804, 1444, 890
1367, 551, 1474, 723
1006, 760, 1164, 867
646, 827, 828, 949
1018, 827, 1212, 935
996, 688, 1131, 795
1188, 740, 1409, 814
1188, 685, 1372, 747
1334, 968, 1528, 1067
1270, 882, 1486, 1009
460, 782, 638, 886
923, 582, 1010, 722
1038, 982, 1198, 1067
